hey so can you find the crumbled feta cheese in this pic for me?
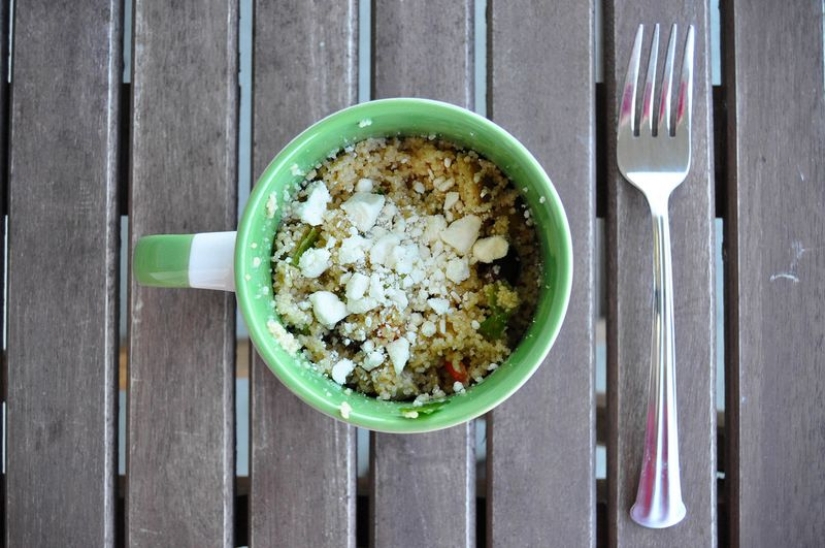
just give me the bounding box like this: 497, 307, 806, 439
298, 248, 331, 278
427, 298, 451, 315
368, 273, 386, 301
355, 178, 374, 192
424, 214, 447, 243
347, 297, 378, 314
338, 235, 368, 264
341, 192, 386, 233
345, 272, 370, 300
358, 118, 373, 127
445, 258, 470, 283
369, 233, 401, 267
443, 192, 460, 211
295, 181, 331, 226
331, 358, 356, 384
409, 267, 426, 284
440, 215, 481, 254
453, 381, 465, 394
339, 401, 352, 419
412, 393, 431, 406
389, 244, 419, 274
309, 291, 348, 327
290, 163, 304, 176
387, 338, 411, 375
393, 217, 407, 234
420, 321, 437, 337
434, 177, 455, 192
473, 235, 509, 263
385, 288, 409, 310
362, 351, 385, 371
347, 282, 375, 312
413, 181, 426, 194
378, 202, 397, 225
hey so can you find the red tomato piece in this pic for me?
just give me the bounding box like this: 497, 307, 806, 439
444, 360, 469, 385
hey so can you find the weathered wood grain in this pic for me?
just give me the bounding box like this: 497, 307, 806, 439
249, 2, 359, 547
723, 2, 825, 546
128, 1, 238, 546
605, 2, 717, 546
372, 0, 474, 106
486, 1, 597, 546
0, 0, 10, 536
4, 1, 121, 545
370, 2, 476, 547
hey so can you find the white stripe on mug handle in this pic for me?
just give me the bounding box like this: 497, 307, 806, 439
189, 231, 236, 291
133, 231, 236, 291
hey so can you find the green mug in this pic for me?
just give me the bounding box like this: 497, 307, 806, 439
134, 98, 572, 433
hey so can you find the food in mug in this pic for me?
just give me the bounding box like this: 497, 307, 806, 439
269, 136, 541, 402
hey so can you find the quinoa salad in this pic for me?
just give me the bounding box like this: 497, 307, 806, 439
269, 136, 541, 402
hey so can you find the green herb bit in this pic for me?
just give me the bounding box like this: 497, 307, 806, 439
479, 281, 514, 340
399, 400, 447, 418
478, 311, 510, 340
293, 325, 311, 336
291, 227, 319, 266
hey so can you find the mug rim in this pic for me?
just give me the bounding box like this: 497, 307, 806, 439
235, 98, 573, 433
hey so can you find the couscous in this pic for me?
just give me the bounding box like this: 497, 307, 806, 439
270, 136, 541, 402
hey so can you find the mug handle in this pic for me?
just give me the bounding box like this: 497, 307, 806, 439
133, 231, 236, 291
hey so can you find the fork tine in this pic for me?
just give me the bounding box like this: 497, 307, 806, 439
676, 25, 695, 132
658, 24, 678, 136
640, 24, 660, 133
619, 25, 645, 135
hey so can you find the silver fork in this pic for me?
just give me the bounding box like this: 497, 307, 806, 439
617, 23, 695, 529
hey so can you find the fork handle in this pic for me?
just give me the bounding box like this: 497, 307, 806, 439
630, 204, 687, 529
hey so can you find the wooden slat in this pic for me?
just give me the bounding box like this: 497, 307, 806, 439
4, 1, 121, 545
723, 2, 825, 546
0, 0, 9, 536
370, 2, 476, 547
249, 2, 358, 547
0, 0, 7, 203
372, 0, 474, 105
128, 1, 238, 545
605, 3, 717, 546
486, 1, 597, 546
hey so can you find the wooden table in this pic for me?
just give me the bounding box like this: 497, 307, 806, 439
3, 1, 823, 546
